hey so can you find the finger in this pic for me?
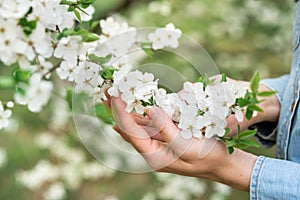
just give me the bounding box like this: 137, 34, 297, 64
141, 126, 166, 142
146, 107, 192, 153
103, 100, 111, 109
226, 114, 250, 136
104, 88, 111, 101
133, 114, 150, 126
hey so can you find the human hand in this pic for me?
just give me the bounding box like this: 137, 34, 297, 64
110, 95, 257, 191
224, 78, 280, 136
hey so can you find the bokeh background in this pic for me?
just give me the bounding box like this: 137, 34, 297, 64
0, 0, 294, 199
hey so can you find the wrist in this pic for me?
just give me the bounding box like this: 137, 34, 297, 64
210, 149, 258, 191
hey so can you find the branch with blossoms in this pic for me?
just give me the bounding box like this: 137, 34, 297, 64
0, 0, 276, 154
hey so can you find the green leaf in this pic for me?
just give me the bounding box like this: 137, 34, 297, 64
248, 105, 263, 112
221, 73, 227, 82
19, 18, 37, 36
66, 89, 73, 110
90, 21, 99, 31
227, 146, 234, 154
95, 104, 114, 125
60, 0, 78, 5
88, 54, 112, 65
258, 91, 277, 97
141, 42, 154, 58
57, 28, 99, 42
250, 71, 260, 94
100, 67, 118, 80
13, 70, 31, 83
238, 139, 260, 148
224, 128, 231, 136
239, 129, 257, 140
245, 107, 254, 120
0, 76, 15, 89
225, 140, 236, 148
236, 97, 248, 107
74, 9, 82, 22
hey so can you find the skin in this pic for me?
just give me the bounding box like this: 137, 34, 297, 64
105, 79, 280, 191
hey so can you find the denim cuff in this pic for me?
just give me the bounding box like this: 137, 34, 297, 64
250, 156, 266, 200
250, 156, 300, 200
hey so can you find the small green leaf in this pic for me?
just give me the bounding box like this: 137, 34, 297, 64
13, 70, 31, 83
57, 28, 99, 42
66, 88, 73, 110
19, 18, 37, 36
245, 107, 254, 120
141, 42, 154, 58
238, 139, 260, 148
90, 21, 99, 31
228, 146, 234, 154
239, 129, 257, 140
224, 128, 231, 136
100, 67, 118, 80
225, 140, 236, 148
236, 97, 248, 107
248, 105, 263, 112
221, 73, 227, 82
88, 54, 112, 65
250, 71, 260, 94
74, 9, 82, 22
258, 91, 277, 97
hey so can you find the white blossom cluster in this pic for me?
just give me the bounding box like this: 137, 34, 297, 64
108, 68, 247, 139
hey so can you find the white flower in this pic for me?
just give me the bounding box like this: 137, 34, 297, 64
14, 74, 53, 113
74, 61, 103, 95
148, 23, 182, 50
0, 18, 27, 65
232, 106, 244, 122
117, 71, 158, 114
100, 17, 131, 37
0, 101, 12, 129
178, 103, 203, 139
97, 17, 137, 56
155, 90, 181, 122
37, 56, 53, 79
27, 0, 64, 30
107, 64, 132, 97
23, 24, 54, 60
56, 60, 78, 82
204, 113, 227, 138
76, 5, 95, 22
54, 36, 84, 63
148, 28, 166, 50
163, 23, 182, 48
43, 183, 66, 200
0, 0, 31, 19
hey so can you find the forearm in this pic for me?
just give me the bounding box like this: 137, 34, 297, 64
207, 148, 258, 191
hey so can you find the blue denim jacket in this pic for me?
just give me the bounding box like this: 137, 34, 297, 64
250, 2, 300, 199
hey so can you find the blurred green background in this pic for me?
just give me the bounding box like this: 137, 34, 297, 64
0, 0, 294, 199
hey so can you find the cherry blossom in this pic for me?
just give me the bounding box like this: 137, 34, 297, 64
14, 74, 53, 113
0, 101, 12, 129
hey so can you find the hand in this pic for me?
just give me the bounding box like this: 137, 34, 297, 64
225, 79, 280, 136
110, 95, 258, 191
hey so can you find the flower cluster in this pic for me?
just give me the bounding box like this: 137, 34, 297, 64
0, 0, 268, 152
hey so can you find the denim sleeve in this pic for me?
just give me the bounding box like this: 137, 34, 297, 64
251, 156, 300, 200
250, 74, 290, 148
